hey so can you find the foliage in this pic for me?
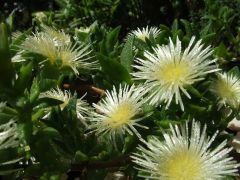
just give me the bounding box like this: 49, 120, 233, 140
0, 0, 240, 179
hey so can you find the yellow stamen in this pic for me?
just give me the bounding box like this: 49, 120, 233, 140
161, 148, 202, 180
60, 51, 74, 67
105, 103, 134, 128
215, 79, 236, 101
155, 61, 190, 84
138, 35, 148, 42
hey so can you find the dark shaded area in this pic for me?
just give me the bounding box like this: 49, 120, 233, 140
0, 0, 205, 35
0, 0, 56, 30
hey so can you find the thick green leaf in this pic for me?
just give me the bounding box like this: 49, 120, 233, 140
157, 30, 169, 44
106, 26, 120, 52
32, 109, 45, 122
120, 36, 134, 73
30, 78, 40, 103
180, 19, 192, 36
214, 43, 230, 59
229, 66, 240, 77
40, 127, 62, 140
74, 150, 88, 162
186, 85, 202, 98
15, 62, 33, 93
0, 23, 13, 87
39, 78, 57, 92
155, 119, 180, 129
19, 122, 33, 143
5, 10, 15, 32
202, 33, 216, 44
97, 53, 131, 84
188, 104, 207, 113
100, 26, 121, 55
171, 19, 179, 35
159, 24, 170, 31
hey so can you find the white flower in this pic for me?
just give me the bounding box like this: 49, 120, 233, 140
131, 120, 239, 179
33, 12, 47, 22
11, 51, 26, 63
132, 36, 219, 110
128, 26, 160, 42
21, 30, 95, 75
212, 72, 240, 109
89, 85, 148, 141
39, 87, 91, 123
76, 27, 91, 34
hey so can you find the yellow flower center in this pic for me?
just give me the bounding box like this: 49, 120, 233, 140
40, 42, 58, 64
60, 51, 74, 67
138, 34, 148, 42
59, 100, 69, 110
105, 102, 135, 128
160, 148, 203, 180
155, 61, 191, 85
215, 78, 237, 106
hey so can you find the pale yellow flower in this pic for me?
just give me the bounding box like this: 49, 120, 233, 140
132, 37, 219, 110
212, 72, 240, 108
90, 85, 147, 141
128, 26, 160, 42
76, 27, 91, 34
132, 120, 239, 179
21, 30, 95, 75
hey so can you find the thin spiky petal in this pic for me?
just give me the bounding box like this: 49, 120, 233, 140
128, 26, 161, 42
41, 26, 71, 46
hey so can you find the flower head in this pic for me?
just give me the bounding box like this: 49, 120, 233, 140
212, 72, 240, 109
21, 29, 95, 75
40, 87, 91, 123
131, 120, 239, 179
128, 26, 160, 42
132, 37, 219, 110
90, 85, 147, 140
76, 27, 91, 34
33, 12, 48, 23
